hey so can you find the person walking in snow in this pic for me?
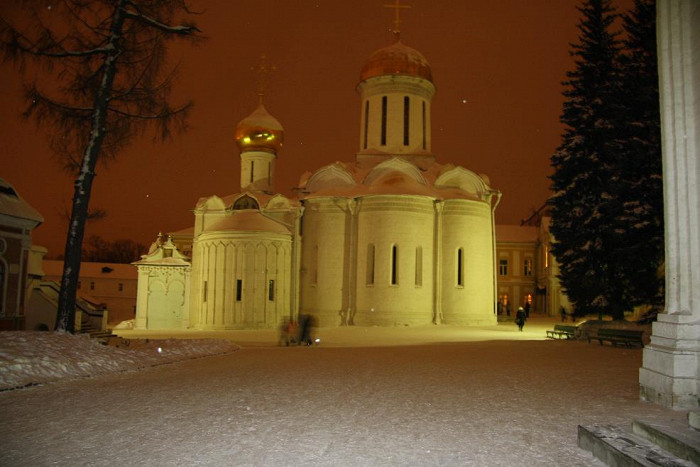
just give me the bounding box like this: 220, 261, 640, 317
515, 306, 526, 331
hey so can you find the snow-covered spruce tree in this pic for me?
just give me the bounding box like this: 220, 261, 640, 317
615, 0, 663, 311
0, 1, 200, 332
549, 0, 627, 320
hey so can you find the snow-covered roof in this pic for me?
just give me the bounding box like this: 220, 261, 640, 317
133, 236, 190, 266
300, 156, 493, 202
203, 210, 291, 235
0, 177, 43, 227
43, 260, 138, 280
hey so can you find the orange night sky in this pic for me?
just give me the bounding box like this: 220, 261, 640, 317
0, 0, 635, 257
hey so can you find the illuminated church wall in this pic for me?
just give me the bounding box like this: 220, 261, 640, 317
353, 195, 435, 326
135, 22, 502, 330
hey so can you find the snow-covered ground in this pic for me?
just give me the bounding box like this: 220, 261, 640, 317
0, 317, 688, 466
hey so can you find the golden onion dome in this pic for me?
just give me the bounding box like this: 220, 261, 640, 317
234, 103, 284, 154
360, 40, 433, 83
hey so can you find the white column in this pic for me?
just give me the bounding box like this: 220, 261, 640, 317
639, 0, 700, 409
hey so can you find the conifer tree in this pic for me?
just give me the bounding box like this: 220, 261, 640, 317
549, 0, 627, 319
616, 0, 663, 311
1, 1, 200, 332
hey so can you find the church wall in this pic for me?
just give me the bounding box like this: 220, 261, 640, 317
299, 199, 348, 326
354, 196, 435, 326
191, 231, 291, 329
440, 200, 497, 325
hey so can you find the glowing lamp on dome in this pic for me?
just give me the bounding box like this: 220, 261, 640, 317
314, 338, 321, 344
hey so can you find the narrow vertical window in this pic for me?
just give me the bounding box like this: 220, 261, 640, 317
403, 96, 410, 146
363, 100, 369, 149
203, 281, 209, 302
312, 245, 318, 285
366, 244, 375, 285
267, 162, 271, 185
381, 96, 387, 146
250, 161, 255, 183
457, 248, 464, 286
415, 246, 422, 286
391, 245, 398, 285
268, 280, 275, 301
524, 258, 533, 276
90, 281, 95, 291
235, 279, 242, 301
118, 283, 124, 292
422, 101, 426, 150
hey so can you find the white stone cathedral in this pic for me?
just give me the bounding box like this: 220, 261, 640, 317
134, 27, 500, 330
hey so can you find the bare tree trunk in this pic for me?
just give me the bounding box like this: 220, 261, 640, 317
55, 0, 127, 332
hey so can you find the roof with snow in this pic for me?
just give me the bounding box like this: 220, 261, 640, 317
43, 260, 138, 280
0, 177, 43, 227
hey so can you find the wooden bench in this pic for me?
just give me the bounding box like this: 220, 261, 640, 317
546, 324, 577, 339
589, 328, 644, 348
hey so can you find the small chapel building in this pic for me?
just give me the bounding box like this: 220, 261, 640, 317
134, 27, 501, 330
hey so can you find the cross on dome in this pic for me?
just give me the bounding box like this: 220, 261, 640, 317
384, 0, 411, 41
251, 54, 276, 104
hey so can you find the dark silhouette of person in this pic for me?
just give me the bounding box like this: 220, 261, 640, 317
524, 301, 531, 318
515, 306, 526, 331
298, 314, 316, 346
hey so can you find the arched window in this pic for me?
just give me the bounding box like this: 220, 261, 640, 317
366, 244, 375, 285
403, 96, 410, 146
312, 245, 318, 285
233, 195, 259, 210
422, 101, 426, 150
381, 96, 387, 146
415, 246, 422, 286
457, 248, 464, 286
363, 100, 369, 149
391, 244, 399, 285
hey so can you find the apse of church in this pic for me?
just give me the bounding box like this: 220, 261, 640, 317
133, 5, 501, 330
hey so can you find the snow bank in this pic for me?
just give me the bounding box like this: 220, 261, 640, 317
0, 331, 239, 391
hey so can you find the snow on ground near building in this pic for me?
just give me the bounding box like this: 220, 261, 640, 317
0, 317, 689, 466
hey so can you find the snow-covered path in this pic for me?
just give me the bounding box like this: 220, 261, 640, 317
0, 323, 685, 466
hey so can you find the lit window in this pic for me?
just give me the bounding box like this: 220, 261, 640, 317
499, 259, 508, 276
524, 258, 533, 276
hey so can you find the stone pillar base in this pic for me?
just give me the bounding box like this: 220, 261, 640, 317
639, 313, 700, 409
